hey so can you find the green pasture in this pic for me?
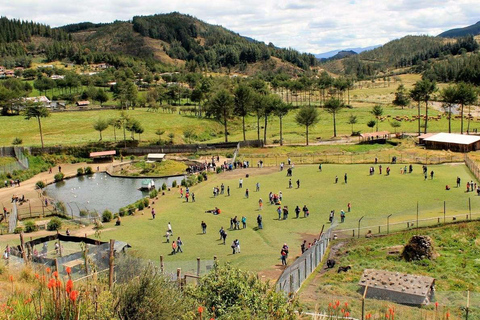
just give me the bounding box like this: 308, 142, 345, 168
89, 163, 478, 273
1, 101, 477, 147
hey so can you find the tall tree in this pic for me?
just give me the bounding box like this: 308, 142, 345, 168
252, 93, 265, 141
24, 103, 50, 149
392, 84, 410, 109
371, 105, 384, 132
273, 101, 291, 146
234, 84, 253, 141
456, 82, 478, 134
440, 85, 457, 133
410, 79, 436, 134
324, 97, 345, 137
93, 118, 109, 141
295, 106, 320, 145
410, 85, 423, 136
208, 89, 234, 142
109, 117, 122, 142
347, 115, 358, 135
262, 94, 278, 145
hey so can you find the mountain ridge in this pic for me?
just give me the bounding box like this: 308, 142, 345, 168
438, 21, 480, 38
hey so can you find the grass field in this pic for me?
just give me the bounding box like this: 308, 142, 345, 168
54, 162, 477, 275
299, 222, 480, 319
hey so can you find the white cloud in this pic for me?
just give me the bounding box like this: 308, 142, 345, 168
1, 0, 479, 54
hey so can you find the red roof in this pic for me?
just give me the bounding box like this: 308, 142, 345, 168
90, 150, 116, 158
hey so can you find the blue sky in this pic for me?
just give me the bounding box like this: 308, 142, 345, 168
2, 0, 479, 53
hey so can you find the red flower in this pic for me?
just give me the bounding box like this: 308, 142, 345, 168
435, 302, 439, 309
46, 267, 51, 274
56, 280, 62, 288
8, 275, 13, 282
47, 279, 56, 290
344, 302, 348, 307
66, 279, 73, 294
66, 266, 72, 275
35, 273, 40, 280
446, 311, 450, 319
69, 290, 78, 302
345, 312, 350, 317
53, 271, 58, 278
198, 306, 204, 313
341, 308, 345, 313
336, 300, 340, 306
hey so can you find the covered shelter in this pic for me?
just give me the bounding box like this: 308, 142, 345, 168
417, 133, 436, 145
423, 133, 480, 152
76, 100, 90, 108
90, 150, 116, 162
359, 131, 390, 144
359, 269, 435, 305
146, 153, 166, 162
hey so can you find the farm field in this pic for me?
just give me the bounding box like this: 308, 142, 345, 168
55, 162, 479, 275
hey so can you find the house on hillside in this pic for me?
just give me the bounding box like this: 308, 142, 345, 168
25, 96, 51, 107
5, 70, 15, 77
423, 133, 480, 152
51, 75, 65, 80
76, 101, 90, 108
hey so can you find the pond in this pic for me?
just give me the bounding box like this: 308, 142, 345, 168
45, 172, 185, 217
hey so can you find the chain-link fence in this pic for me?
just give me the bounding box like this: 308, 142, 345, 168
276, 226, 332, 294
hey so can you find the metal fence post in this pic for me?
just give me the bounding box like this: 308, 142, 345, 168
358, 216, 364, 239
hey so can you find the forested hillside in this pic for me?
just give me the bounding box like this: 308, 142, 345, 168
439, 21, 480, 38
323, 35, 479, 80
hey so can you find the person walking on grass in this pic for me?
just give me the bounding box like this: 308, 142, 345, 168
151, 208, 156, 219
259, 198, 263, 210
288, 179, 292, 189
201, 221, 207, 234
241, 216, 246, 229
295, 205, 300, 219
176, 237, 183, 253
167, 222, 173, 235
256, 182, 260, 192
344, 173, 348, 184
277, 206, 282, 220
257, 214, 263, 229
245, 188, 249, 198
222, 230, 228, 244
227, 186, 230, 196
171, 241, 177, 255
296, 179, 300, 188
340, 210, 346, 223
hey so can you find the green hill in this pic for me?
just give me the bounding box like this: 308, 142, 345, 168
438, 21, 480, 38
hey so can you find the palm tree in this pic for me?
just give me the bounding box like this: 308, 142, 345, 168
371, 105, 384, 132
273, 101, 291, 146
24, 103, 50, 150
324, 97, 345, 137
93, 118, 109, 141
295, 106, 320, 145
234, 84, 253, 141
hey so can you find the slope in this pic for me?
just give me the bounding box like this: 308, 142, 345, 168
439, 21, 480, 38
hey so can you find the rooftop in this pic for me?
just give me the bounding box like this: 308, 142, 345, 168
423, 133, 480, 145
359, 269, 435, 297
90, 150, 116, 158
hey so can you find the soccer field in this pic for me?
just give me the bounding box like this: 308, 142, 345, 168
95, 163, 479, 273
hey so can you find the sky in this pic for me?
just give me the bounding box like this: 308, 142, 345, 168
1, 0, 479, 54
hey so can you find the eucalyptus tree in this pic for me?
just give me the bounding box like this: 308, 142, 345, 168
440, 85, 457, 133
273, 101, 292, 146
371, 105, 384, 132
295, 105, 320, 145
234, 84, 253, 141
208, 89, 235, 142
324, 97, 345, 137
24, 102, 50, 150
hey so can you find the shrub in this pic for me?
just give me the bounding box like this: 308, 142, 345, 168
54, 172, 65, 182
143, 198, 149, 207
197, 174, 204, 182
161, 183, 167, 190
201, 172, 207, 180
181, 179, 187, 187
149, 189, 158, 198
55, 201, 67, 216
216, 167, 222, 174
79, 210, 89, 217
225, 152, 233, 158
24, 220, 38, 233
118, 207, 126, 217
14, 226, 23, 234
12, 137, 23, 145
77, 167, 84, 176
171, 180, 177, 188
136, 201, 145, 211
94, 219, 104, 230
127, 205, 136, 215
84, 166, 93, 174
102, 210, 113, 222
35, 181, 46, 189
47, 217, 62, 231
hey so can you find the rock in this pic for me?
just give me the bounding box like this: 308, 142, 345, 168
402, 235, 435, 262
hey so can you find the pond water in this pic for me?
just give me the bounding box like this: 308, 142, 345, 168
45, 173, 185, 217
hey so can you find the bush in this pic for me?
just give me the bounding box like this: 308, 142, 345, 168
127, 205, 136, 215
14, 226, 23, 234
118, 207, 126, 217
84, 166, 93, 174
181, 179, 187, 187
24, 220, 38, 233
55, 201, 67, 216
197, 174, 204, 182
79, 210, 89, 217
171, 180, 177, 188
225, 152, 233, 158
102, 210, 113, 222
12, 137, 23, 145
136, 201, 145, 211
77, 167, 84, 176
36, 181, 46, 189
161, 183, 167, 190
201, 171, 207, 180
149, 189, 158, 198
54, 172, 65, 182
47, 217, 62, 231
143, 198, 149, 207
216, 167, 222, 174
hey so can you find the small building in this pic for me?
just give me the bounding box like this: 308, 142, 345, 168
359, 131, 390, 144
76, 100, 90, 107
51, 75, 65, 80
90, 150, 116, 162
359, 269, 435, 305
423, 133, 480, 152
417, 133, 436, 145
146, 153, 166, 162
25, 96, 51, 108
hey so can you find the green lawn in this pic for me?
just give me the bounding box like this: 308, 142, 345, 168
84, 163, 479, 274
